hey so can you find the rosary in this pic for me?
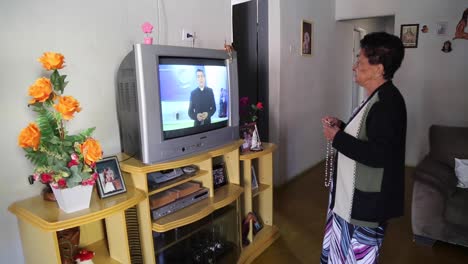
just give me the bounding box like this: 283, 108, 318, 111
324, 140, 335, 187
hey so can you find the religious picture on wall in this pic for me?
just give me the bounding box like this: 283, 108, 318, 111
301, 20, 313, 56
400, 24, 419, 48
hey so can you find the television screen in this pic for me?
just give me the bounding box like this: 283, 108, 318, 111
158, 57, 229, 140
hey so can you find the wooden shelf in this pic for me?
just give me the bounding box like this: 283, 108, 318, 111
148, 169, 209, 195
8, 188, 146, 231
238, 225, 280, 264
252, 184, 271, 198
239, 143, 277, 161
86, 239, 121, 264
118, 152, 212, 174
119, 141, 243, 174
152, 184, 243, 233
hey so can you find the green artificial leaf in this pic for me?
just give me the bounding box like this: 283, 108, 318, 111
81, 127, 96, 137
49, 136, 61, 145
59, 75, 68, 92
24, 148, 48, 167
63, 140, 73, 147
50, 70, 60, 91
69, 166, 83, 182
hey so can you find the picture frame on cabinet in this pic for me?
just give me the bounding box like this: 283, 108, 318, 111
251, 165, 259, 190
95, 156, 127, 198
213, 162, 228, 189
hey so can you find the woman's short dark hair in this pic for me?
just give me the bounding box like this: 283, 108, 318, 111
360, 32, 405, 80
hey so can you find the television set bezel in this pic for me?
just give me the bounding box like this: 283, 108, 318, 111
117, 44, 239, 164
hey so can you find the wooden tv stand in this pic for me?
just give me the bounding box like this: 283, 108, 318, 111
9, 141, 278, 263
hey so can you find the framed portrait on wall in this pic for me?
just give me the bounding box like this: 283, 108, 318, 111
301, 19, 313, 56
95, 156, 127, 198
400, 24, 419, 48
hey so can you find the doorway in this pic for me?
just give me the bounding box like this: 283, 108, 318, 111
344, 16, 395, 115
232, 0, 269, 141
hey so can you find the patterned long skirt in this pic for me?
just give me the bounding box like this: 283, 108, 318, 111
320, 209, 386, 264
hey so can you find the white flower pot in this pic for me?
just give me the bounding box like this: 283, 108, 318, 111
51, 185, 93, 213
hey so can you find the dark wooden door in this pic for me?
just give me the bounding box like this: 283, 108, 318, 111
233, 0, 269, 141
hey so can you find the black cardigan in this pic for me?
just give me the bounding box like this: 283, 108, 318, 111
331, 81, 407, 224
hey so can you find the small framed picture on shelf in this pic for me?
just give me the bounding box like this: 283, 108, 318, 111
240, 123, 256, 153
213, 163, 228, 189
251, 165, 259, 190
95, 156, 127, 198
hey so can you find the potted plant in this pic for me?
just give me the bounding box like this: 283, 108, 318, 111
18, 52, 103, 213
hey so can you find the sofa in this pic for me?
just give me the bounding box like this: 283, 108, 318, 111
412, 125, 468, 247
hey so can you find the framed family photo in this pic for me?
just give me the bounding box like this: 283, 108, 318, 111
95, 156, 127, 198
301, 19, 313, 56
400, 24, 419, 48
213, 162, 228, 189
240, 123, 256, 153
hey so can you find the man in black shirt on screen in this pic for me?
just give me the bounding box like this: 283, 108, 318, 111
188, 69, 216, 126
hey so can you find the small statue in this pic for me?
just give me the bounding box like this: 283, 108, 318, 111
250, 124, 263, 151
224, 41, 235, 62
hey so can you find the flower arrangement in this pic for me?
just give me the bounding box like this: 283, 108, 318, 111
141, 22, 154, 44
239, 96, 263, 124
18, 52, 103, 189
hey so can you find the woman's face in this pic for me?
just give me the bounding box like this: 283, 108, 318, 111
352, 49, 381, 88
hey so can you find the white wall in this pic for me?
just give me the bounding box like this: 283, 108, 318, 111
335, 0, 396, 20
0, 0, 231, 262
268, 0, 351, 185
337, 0, 468, 165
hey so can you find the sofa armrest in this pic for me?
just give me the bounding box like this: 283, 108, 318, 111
413, 156, 458, 196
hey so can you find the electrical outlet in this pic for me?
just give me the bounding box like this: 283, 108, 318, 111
182, 28, 194, 41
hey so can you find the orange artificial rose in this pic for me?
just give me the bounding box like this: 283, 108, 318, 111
28, 77, 53, 104
54, 96, 81, 120
80, 138, 103, 165
18, 123, 41, 150
38, 52, 65, 70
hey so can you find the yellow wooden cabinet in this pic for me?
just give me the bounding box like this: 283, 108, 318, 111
9, 141, 278, 264
238, 143, 279, 264
8, 188, 146, 264
119, 140, 245, 264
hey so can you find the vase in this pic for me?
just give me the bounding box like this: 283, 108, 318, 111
51, 184, 93, 213
144, 37, 153, 44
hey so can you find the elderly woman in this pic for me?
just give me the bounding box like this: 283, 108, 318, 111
320, 32, 406, 263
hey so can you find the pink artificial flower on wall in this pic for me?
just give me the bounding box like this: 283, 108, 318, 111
141, 22, 154, 34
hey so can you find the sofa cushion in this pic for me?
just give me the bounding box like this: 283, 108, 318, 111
429, 125, 468, 168
455, 158, 468, 188
413, 156, 457, 196
444, 188, 468, 227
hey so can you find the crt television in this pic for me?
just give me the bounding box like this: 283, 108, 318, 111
116, 44, 239, 164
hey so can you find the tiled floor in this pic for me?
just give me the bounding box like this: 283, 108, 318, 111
253, 164, 468, 263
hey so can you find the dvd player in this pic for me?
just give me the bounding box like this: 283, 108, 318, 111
151, 187, 209, 220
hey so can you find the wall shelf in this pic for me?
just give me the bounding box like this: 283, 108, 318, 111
252, 183, 271, 198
